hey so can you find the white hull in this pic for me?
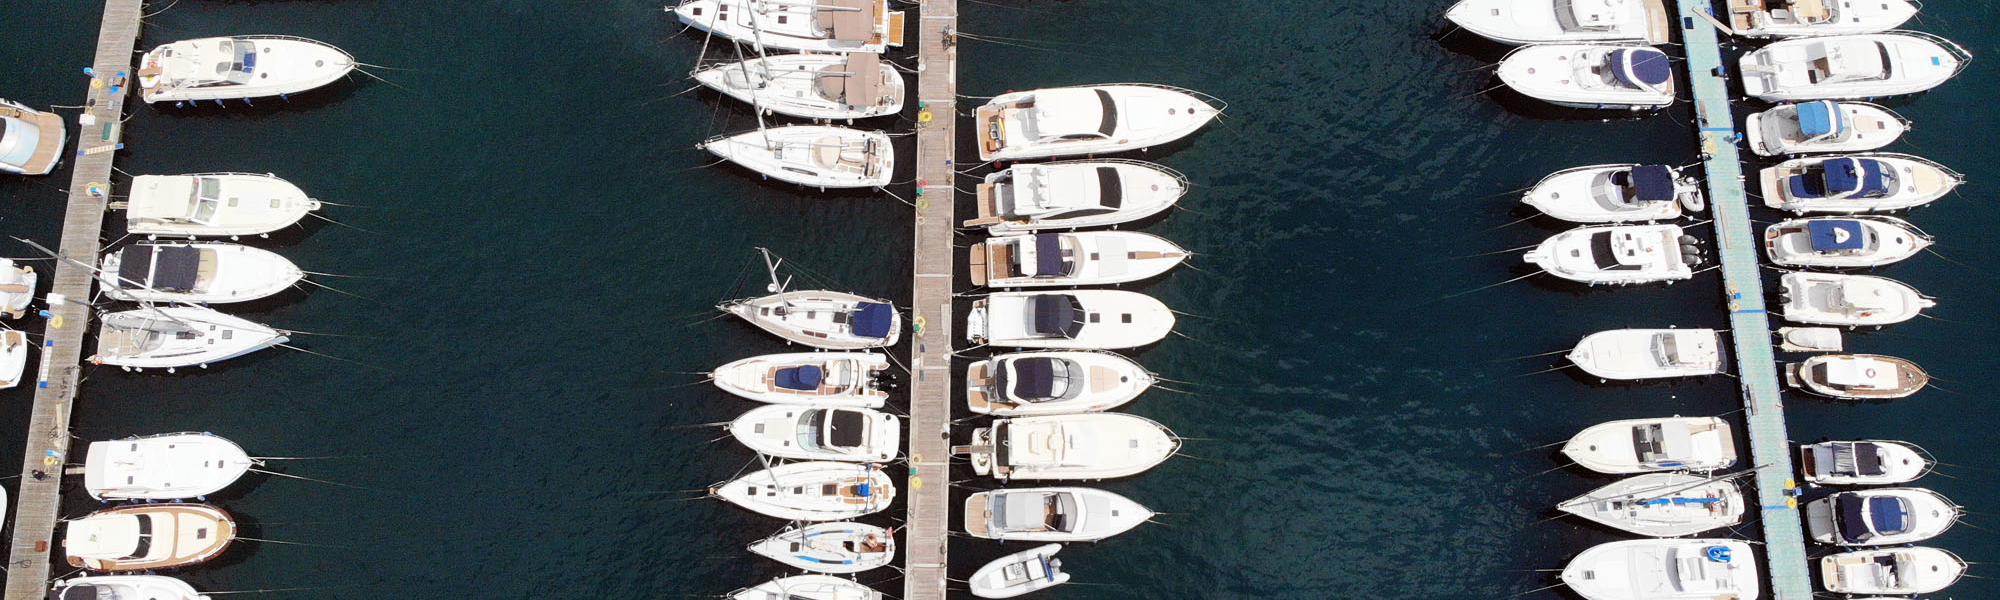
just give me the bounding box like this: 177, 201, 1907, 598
83, 433, 254, 500
1445, 0, 1670, 44
1497, 44, 1675, 109
969, 413, 1179, 480
90, 306, 286, 369
977, 85, 1222, 161
702, 125, 893, 189
51, 576, 207, 600
0, 330, 27, 389
693, 53, 904, 120
1799, 440, 1928, 485
728, 405, 899, 462
712, 352, 889, 407
1763, 216, 1929, 268
1740, 33, 1967, 101
974, 231, 1187, 288
1805, 488, 1958, 545
722, 290, 901, 349
0, 259, 34, 318
1569, 328, 1722, 380
963, 487, 1153, 541
968, 160, 1187, 235
1778, 272, 1930, 326
713, 461, 894, 521
729, 576, 881, 600
126, 173, 320, 238
1525, 224, 1694, 285
970, 543, 1070, 599
1820, 547, 1962, 594
1745, 102, 1905, 156
966, 351, 1153, 416
671, 0, 905, 54
967, 290, 1174, 350
99, 242, 303, 303
1561, 539, 1760, 600
1522, 164, 1696, 223
1, 99, 69, 176
140, 36, 355, 103
747, 522, 894, 574
1734, 0, 1918, 38
1760, 153, 1960, 213
1563, 417, 1737, 474
1558, 472, 1746, 537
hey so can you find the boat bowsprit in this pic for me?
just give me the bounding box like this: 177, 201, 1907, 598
139, 36, 356, 104
1805, 487, 1959, 545
712, 461, 895, 521
1557, 472, 1746, 537
1521, 164, 1700, 223
1496, 44, 1675, 110
82, 432, 256, 501
969, 543, 1070, 599
1777, 272, 1932, 326
1524, 224, 1697, 285
747, 522, 895, 574
1562, 417, 1737, 474
1759, 153, 1960, 213
1745, 101, 1907, 156
962, 487, 1154, 541
711, 352, 892, 408
1798, 440, 1930, 485
1561, 539, 1759, 600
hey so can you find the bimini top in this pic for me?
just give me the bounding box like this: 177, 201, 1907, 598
850, 302, 894, 340
1612, 47, 1671, 90
1839, 493, 1909, 543
1626, 165, 1675, 202
1027, 235, 1065, 277
1805, 158, 1892, 199
1798, 100, 1843, 137
1003, 357, 1066, 400
1808, 220, 1866, 251
1031, 295, 1082, 339
115, 246, 201, 292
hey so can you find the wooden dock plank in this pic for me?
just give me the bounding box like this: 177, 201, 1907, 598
903, 1, 956, 600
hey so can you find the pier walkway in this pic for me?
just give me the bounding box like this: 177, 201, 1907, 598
903, 1, 957, 600
1670, 3, 1811, 599
3, 1, 142, 598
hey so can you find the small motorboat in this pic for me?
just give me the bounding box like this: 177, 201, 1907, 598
1820, 547, 1964, 594
720, 290, 900, 349
1496, 45, 1674, 110
728, 575, 881, 600
1778, 272, 1932, 326
970, 231, 1187, 287
700, 125, 893, 189
1521, 164, 1701, 223
50, 576, 208, 600
963, 487, 1154, 541
670, 0, 906, 54
962, 160, 1187, 234
1805, 487, 1959, 545
969, 543, 1070, 599
1763, 216, 1929, 268
1561, 539, 1758, 600
1524, 224, 1696, 285
1563, 417, 1736, 474
1557, 472, 1746, 537
1799, 440, 1930, 485
966, 290, 1174, 350
711, 352, 890, 408
1729, 0, 1918, 38
966, 413, 1179, 480
64, 504, 236, 571
1778, 326, 1844, 352
747, 522, 895, 574
728, 405, 899, 462
99, 242, 304, 304
966, 351, 1153, 416
976, 85, 1223, 161
90, 306, 287, 370
1444, 0, 1670, 45
712, 461, 894, 521
139, 36, 355, 104
83, 432, 256, 500
1, 98, 68, 176
0, 328, 28, 389
1740, 33, 1970, 101
1759, 153, 1960, 213
0, 258, 35, 318
1568, 328, 1723, 381
125, 173, 321, 238
1785, 353, 1926, 399
1745, 101, 1907, 156
693, 53, 904, 121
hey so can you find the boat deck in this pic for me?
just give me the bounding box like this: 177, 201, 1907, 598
5, 109, 67, 175
903, 1, 957, 600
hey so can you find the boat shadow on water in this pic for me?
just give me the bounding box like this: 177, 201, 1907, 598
1431, 24, 1517, 64
139, 77, 363, 120
1473, 74, 1679, 122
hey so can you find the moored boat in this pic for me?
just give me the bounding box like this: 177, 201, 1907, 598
966, 351, 1153, 416
720, 290, 900, 349
1568, 328, 1722, 381
963, 160, 1187, 234
1524, 224, 1696, 285
670, 0, 906, 54
970, 231, 1187, 287
1758, 153, 1960, 213
1798, 440, 1929, 485
711, 352, 891, 408
1804, 487, 1959, 545
747, 522, 895, 574
966, 413, 1179, 480
99, 242, 304, 303
712, 461, 894, 521
1496, 44, 1674, 110
1763, 216, 1929, 268
1819, 547, 1963, 594
1777, 272, 1932, 326
969, 543, 1070, 599
966, 290, 1173, 350
700, 125, 893, 189
0, 329, 27, 389
0, 99, 67, 176
125, 173, 321, 238
0, 258, 33, 319
727, 575, 881, 600
89, 306, 287, 370
1562, 416, 1736, 474
1739, 32, 1969, 101
1444, 0, 1670, 45
50, 576, 207, 600
1784, 353, 1926, 399
83, 432, 255, 500
693, 53, 904, 120
962, 487, 1154, 541
1521, 164, 1700, 223
727, 405, 899, 462
1728, 0, 1916, 37
1560, 539, 1759, 600
975, 85, 1223, 161
1557, 472, 1746, 537
138, 36, 355, 103
64, 504, 236, 571
1745, 101, 1906, 156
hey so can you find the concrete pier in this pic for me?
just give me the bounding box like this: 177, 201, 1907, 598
902, 1, 957, 600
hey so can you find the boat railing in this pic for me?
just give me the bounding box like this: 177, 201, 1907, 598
1084, 82, 1230, 114
1872, 439, 1941, 481
1537, 163, 1644, 182
1039, 158, 1190, 189
1848, 101, 1915, 130
1886, 30, 1974, 74
1848, 214, 1934, 240
181, 171, 284, 180
230, 35, 359, 63
1860, 151, 1965, 181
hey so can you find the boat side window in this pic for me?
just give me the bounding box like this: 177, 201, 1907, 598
798, 409, 827, 451
1553, 0, 1580, 30
1093, 89, 1118, 137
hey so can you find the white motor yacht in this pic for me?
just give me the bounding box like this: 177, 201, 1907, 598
976, 85, 1222, 161
963, 160, 1187, 234
670, 0, 906, 54
720, 290, 900, 349
1524, 224, 1696, 285
99, 242, 303, 303
700, 125, 892, 189
1785, 353, 1927, 399
1805, 487, 1959, 545
1740, 33, 1969, 101
1745, 101, 1906, 156
1445, 0, 1670, 45
1561, 539, 1759, 600
711, 352, 890, 408
0, 258, 35, 318
139, 36, 355, 104
967, 351, 1153, 416
1760, 153, 1960, 213
1777, 272, 1931, 326
1729, 0, 1918, 38
971, 231, 1187, 287
747, 522, 894, 574
1763, 216, 1929, 268
966, 413, 1179, 480
83, 432, 255, 501
969, 543, 1070, 599
966, 290, 1173, 350
64, 504, 235, 571
0, 329, 27, 389
89, 307, 287, 370
1521, 164, 1700, 223
963, 487, 1154, 541
50, 576, 208, 600
1799, 440, 1929, 485
694, 53, 903, 120
712, 461, 894, 521
1497, 45, 1675, 109
1820, 547, 1963, 594
1563, 417, 1737, 474
728, 405, 899, 462
1568, 328, 1722, 381
1, 99, 67, 176
1558, 472, 1746, 537
728, 576, 881, 600
125, 173, 321, 238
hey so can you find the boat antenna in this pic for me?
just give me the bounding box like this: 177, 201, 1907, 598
757, 247, 792, 293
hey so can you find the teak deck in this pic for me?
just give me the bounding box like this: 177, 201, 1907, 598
903, 0, 957, 600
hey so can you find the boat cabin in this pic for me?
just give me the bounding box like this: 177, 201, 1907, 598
1601, 165, 1677, 206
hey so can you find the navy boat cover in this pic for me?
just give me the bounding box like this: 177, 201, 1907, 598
1798, 101, 1843, 137
1030, 295, 1078, 337
851, 302, 894, 339
1611, 48, 1671, 88
1009, 357, 1059, 400
775, 365, 824, 391
1868, 496, 1909, 535
1820, 157, 1892, 198
826, 409, 866, 448
1807, 220, 1865, 251
117, 245, 200, 291
1033, 234, 1064, 277
1095, 166, 1122, 209
1630, 165, 1675, 202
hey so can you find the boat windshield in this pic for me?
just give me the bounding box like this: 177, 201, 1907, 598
1048, 492, 1078, 531
1587, 231, 1647, 271
212, 40, 257, 85
1093, 89, 1118, 138
1651, 333, 1683, 365
122, 514, 155, 560
1026, 295, 1086, 339
1554, 0, 1629, 32
188, 178, 222, 224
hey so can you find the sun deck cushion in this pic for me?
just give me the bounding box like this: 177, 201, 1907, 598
1630, 165, 1675, 202
851, 302, 894, 339
1790, 172, 1831, 199
1612, 48, 1671, 88
827, 409, 866, 448
1836, 493, 1871, 542
1807, 220, 1865, 251
59, 585, 103, 600
821, 0, 874, 42
1798, 101, 1842, 137
1852, 443, 1887, 476
776, 365, 824, 391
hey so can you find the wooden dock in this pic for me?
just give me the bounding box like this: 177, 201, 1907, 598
2, 1, 143, 598
1668, 4, 1812, 600
902, 0, 957, 599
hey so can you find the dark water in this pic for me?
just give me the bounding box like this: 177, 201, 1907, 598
2, 1, 1997, 598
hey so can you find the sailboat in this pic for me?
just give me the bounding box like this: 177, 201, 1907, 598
701, 125, 893, 189
694, 52, 904, 120
671, 0, 907, 54
89, 306, 288, 370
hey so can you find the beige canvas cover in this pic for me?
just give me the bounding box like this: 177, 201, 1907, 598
820, 0, 875, 41
818, 53, 881, 104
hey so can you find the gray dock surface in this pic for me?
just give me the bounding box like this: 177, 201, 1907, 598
903, 2, 957, 600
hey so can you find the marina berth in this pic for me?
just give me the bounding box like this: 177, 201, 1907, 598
89, 306, 288, 370
693, 53, 904, 121
98, 242, 304, 304
1798, 440, 1929, 485
1560, 539, 1760, 600
712, 461, 894, 521
1495, 44, 1674, 110
1562, 417, 1737, 474
1819, 547, 1964, 594
1762, 216, 1929, 268
700, 125, 893, 189
64, 504, 236, 571
1568, 328, 1723, 381
720, 290, 901, 349
1739, 32, 1970, 101
727, 405, 899, 462
1557, 472, 1746, 537
1777, 272, 1931, 326
0, 99, 68, 176
1520, 164, 1701, 223
125, 173, 322, 238
729, 575, 881, 600
1745, 101, 1906, 156
50, 576, 208, 600
969, 543, 1070, 599
0, 328, 26, 389
1759, 153, 1960, 213
83, 432, 255, 501
966, 351, 1153, 416
670, 0, 907, 54
970, 231, 1187, 288
963, 160, 1187, 235
0, 258, 36, 318
1523, 224, 1696, 285
965, 413, 1180, 480
747, 522, 895, 574
1727, 0, 1916, 37
966, 290, 1174, 350
138, 36, 355, 103
711, 352, 891, 408
1805, 487, 1959, 545
974, 85, 1223, 161
963, 487, 1154, 541
1784, 353, 1927, 399
1444, 0, 1670, 45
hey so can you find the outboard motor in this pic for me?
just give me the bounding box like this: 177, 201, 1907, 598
1682, 254, 1702, 266
1679, 235, 1701, 246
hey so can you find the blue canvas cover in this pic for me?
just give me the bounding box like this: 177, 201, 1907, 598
1630, 165, 1675, 202
1818, 158, 1892, 198
1008, 357, 1059, 399
1611, 48, 1671, 88
850, 302, 894, 339
1033, 234, 1064, 277
1797, 101, 1843, 137
1868, 496, 1909, 534
1836, 493, 1872, 542
1807, 220, 1865, 251
1030, 295, 1078, 337
775, 365, 824, 391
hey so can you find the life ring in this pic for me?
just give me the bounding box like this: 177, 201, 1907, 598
913, 315, 927, 332
917, 110, 934, 123
42, 455, 58, 467
50, 315, 64, 329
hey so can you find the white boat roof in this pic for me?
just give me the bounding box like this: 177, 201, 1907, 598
1023, 88, 1108, 140
1824, 356, 1898, 389
65, 515, 144, 559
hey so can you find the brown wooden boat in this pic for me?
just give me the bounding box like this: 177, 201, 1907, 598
64, 503, 236, 571
1785, 353, 1927, 399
